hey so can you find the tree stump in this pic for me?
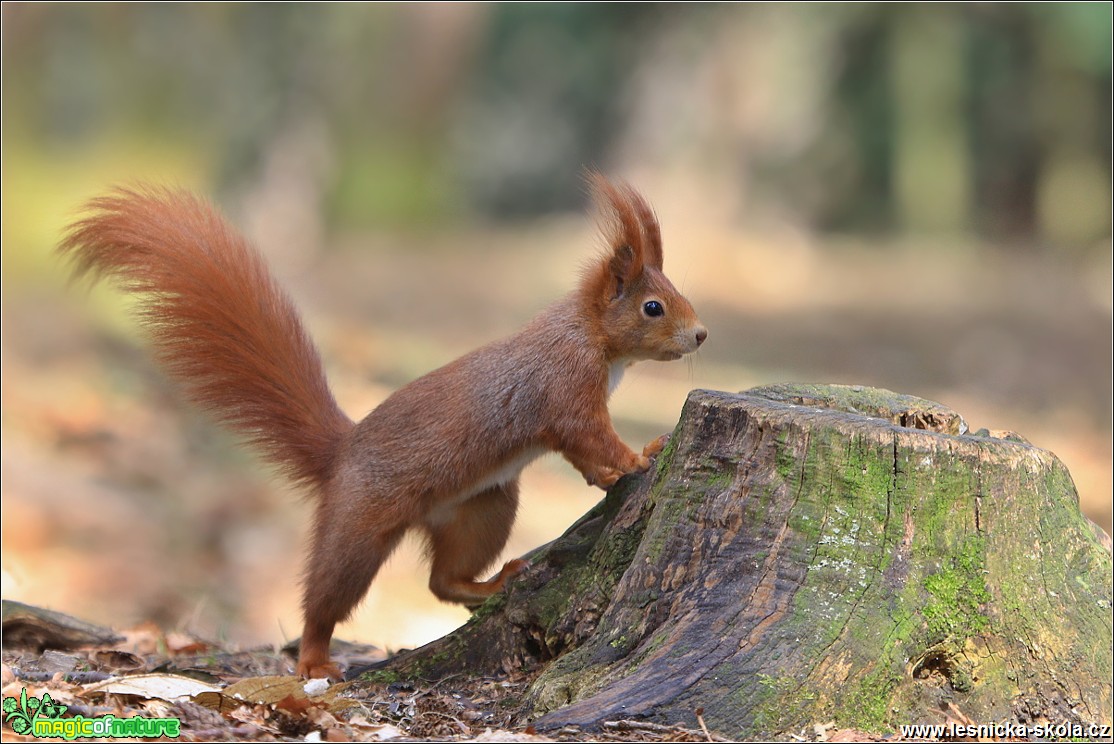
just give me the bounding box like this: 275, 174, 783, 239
366, 384, 1112, 738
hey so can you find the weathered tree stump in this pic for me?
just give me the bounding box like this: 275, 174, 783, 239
368, 384, 1112, 738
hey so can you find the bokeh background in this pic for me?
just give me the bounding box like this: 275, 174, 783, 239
2, 4, 1110, 657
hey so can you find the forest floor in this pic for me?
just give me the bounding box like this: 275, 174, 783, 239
1, 599, 1015, 742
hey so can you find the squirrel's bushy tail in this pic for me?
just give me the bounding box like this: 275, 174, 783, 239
60, 186, 352, 489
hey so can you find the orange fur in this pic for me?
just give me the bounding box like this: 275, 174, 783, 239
60, 187, 352, 489
59, 174, 707, 680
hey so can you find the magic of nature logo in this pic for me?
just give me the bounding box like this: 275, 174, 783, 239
3, 687, 180, 739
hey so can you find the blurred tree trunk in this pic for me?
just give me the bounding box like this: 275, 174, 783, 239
371, 384, 1112, 739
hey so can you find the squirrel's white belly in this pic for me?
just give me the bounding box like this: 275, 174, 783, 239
424, 447, 546, 528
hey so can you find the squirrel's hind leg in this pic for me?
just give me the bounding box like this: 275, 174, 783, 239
297, 498, 406, 680
425, 481, 528, 604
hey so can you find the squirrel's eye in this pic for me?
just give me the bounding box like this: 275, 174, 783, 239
643, 300, 664, 318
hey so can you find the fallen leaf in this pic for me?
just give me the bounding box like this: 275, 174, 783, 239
222, 676, 306, 705
164, 630, 211, 655
92, 650, 144, 670
275, 692, 319, 716
193, 675, 358, 717
471, 729, 555, 742
84, 673, 221, 701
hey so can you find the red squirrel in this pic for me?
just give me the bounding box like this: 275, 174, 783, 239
59, 173, 707, 680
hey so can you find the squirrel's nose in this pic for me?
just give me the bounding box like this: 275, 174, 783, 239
694, 326, 708, 347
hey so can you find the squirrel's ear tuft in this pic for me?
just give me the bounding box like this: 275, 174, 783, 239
585, 171, 663, 275
607, 243, 636, 300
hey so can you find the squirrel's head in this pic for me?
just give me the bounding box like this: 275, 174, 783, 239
580, 173, 707, 364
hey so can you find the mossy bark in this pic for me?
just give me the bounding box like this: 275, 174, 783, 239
367, 384, 1113, 738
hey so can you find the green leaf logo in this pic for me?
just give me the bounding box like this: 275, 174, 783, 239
1, 687, 61, 734
2, 688, 36, 734
10, 715, 31, 735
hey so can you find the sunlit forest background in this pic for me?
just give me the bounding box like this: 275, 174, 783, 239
2, 4, 1110, 658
